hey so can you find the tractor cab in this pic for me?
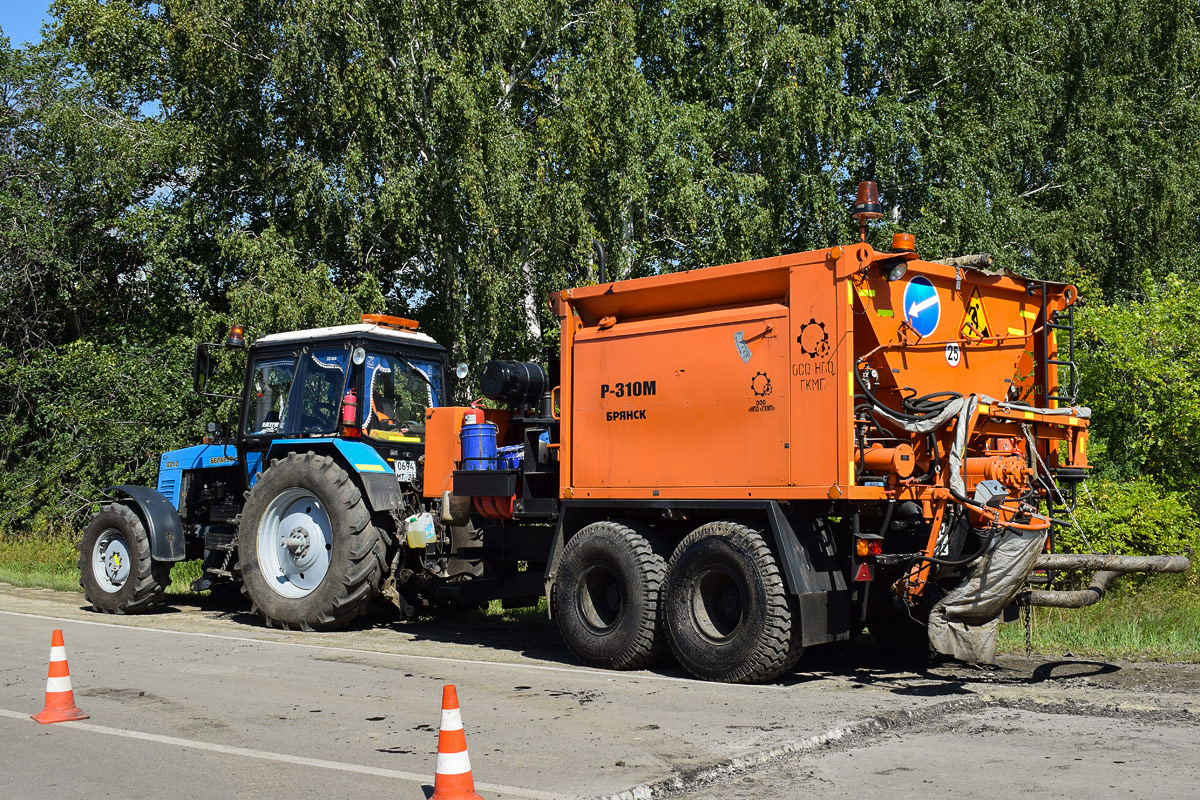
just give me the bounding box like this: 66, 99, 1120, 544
237, 315, 449, 488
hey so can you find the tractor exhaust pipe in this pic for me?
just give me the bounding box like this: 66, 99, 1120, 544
1018, 554, 1191, 609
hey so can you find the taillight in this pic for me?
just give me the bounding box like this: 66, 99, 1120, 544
855, 537, 884, 557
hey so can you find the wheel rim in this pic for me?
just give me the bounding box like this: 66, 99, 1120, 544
256, 488, 333, 599
576, 563, 624, 634
92, 529, 132, 593
690, 566, 744, 643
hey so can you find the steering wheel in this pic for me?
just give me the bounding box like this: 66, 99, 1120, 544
300, 402, 338, 433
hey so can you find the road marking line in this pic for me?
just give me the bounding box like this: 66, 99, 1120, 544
0, 609, 777, 690
0, 708, 555, 799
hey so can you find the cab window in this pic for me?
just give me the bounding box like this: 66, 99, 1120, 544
245, 348, 349, 436
246, 357, 295, 435
294, 349, 350, 433
364, 353, 443, 442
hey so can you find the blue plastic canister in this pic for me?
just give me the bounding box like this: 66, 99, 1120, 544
496, 444, 524, 470
461, 422, 499, 470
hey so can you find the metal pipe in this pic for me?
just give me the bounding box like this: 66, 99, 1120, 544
593, 239, 606, 284
931, 254, 994, 269
1019, 554, 1190, 609
1033, 554, 1190, 573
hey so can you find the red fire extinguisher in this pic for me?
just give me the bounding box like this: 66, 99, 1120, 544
342, 389, 358, 426
462, 406, 483, 426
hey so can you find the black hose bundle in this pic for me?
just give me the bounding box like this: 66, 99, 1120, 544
855, 365, 963, 424
901, 390, 964, 418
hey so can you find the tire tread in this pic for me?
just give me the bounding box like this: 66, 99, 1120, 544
554, 520, 670, 670
78, 503, 168, 614
238, 452, 384, 631
665, 521, 795, 683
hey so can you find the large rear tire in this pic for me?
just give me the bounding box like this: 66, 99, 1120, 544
238, 452, 385, 631
553, 520, 670, 669
78, 503, 170, 614
663, 521, 797, 683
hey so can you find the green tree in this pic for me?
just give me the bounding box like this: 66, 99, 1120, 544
1077, 273, 1200, 498
4, 0, 1200, 543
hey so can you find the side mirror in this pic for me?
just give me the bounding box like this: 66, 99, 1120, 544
193, 345, 212, 393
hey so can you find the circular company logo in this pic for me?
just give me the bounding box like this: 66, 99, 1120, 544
798, 318, 830, 359
751, 372, 773, 396
902, 276, 940, 338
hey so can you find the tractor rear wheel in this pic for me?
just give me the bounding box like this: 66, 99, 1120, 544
238, 452, 385, 631
663, 521, 797, 683
78, 503, 170, 614
553, 520, 670, 669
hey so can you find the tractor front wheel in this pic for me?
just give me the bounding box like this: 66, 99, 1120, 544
238, 452, 385, 631
78, 504, 170, 614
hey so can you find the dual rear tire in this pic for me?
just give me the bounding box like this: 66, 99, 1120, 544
664, 521, 801, 683
554, 520, 801, 683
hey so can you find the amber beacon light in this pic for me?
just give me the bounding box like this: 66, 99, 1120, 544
851, 180, 883, 241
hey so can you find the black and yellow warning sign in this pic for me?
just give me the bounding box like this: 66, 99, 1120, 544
959, 288, 992, 340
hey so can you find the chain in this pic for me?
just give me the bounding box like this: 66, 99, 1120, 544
1023, 602, 1033, 656
1081, 481, 1103, 517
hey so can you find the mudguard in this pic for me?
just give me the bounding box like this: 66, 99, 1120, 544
104, 485, 187, 562
263, 438, 404, 513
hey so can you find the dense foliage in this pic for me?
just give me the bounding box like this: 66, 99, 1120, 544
2, 1, 1199, 553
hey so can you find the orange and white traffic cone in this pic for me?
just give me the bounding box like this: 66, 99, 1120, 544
430, 684, 484, 800
31, 629, 88, 724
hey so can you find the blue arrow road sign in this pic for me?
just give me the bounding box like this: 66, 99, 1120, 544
903, 276, 940, 338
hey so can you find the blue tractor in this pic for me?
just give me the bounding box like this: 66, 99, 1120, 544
78, 315, 458, 629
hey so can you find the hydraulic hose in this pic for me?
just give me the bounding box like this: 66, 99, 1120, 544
855, 367, 961, 423
908, 520, 1006, 568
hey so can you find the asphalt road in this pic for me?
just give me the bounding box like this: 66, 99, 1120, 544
1, 583, 1197, 799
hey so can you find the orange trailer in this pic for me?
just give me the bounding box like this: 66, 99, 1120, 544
418, 182, 1187, 682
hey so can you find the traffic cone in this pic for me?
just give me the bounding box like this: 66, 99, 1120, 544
31, 630, 89, 724
430, 684, 484, 800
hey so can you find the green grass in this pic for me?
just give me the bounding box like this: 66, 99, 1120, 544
998, 574, 1200, 662
0, 531, 82, 592
0, 531, 203, 595
476, 595, 553, 627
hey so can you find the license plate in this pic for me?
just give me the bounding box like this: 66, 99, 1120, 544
394, 459, 418, 482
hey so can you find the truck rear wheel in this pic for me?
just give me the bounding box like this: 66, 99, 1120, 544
238, 452, 385, 631
553, 520, 670, 669
663, 521, 797, 683
78, 504, 170, 614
